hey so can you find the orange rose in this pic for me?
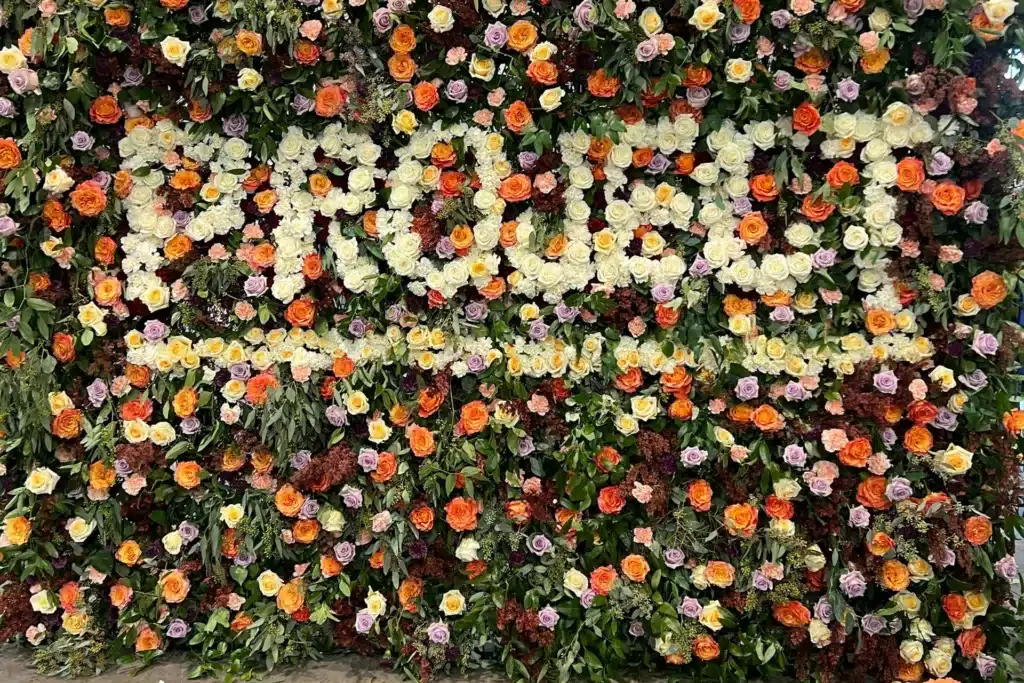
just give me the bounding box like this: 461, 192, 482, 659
587, 69, 621, 98
505, 500, 532, 524
749, 173, 779, 201
614, 367, 643, 393
293, 519, 320, 544
590, 565, 618, 595
1003, 409, 1024, 435
752, 404, 784, 432
765, 494, 794, 520
881, 559, 910, 591
390, 25, 417, 52
235, 30, 263, 56
418, 387, 444, 418
903, 425, 933, 454
597, 485, 626, 514
460, 400, 489, 435
0, 138, 22, 170
52, 332, 75, 363
110, 582, 133, 610
277, 579, 305, 615
971, 271, 1007, 309
371, 451, 398, 483
839, 437, 872, 468
772, 600, 811, 627
792, 102, 821, 135
174, 461, 202, 489
275, 484, 305, 517
957, 627, 986, 658
89, 461, 116, 490
164, 234, 193, 261
320, 554, 342, 578
931, 181, 965, 216
315, 84, 347, 117
89, 95, 123, 125
504, 100, 533, 134
52, 408, 82, 439
737, 211, 768, 244
723, 294, 756, 317
692, 635, 720, 661
527, 60, 558, 85
867, 530, 896, 556
116, 540, 142, 566
498, 174, 532, 202
412, 81, 439, 111
826, 161, 859, 189
104, 7, 131, 25
407, 424, 436, 458
294, 40, 321, 65
688, 479, 713, 512
865, 309, 896, 335
172, 387, 198, 418
621, 554, 650, 582
860, 47, 890, 74
445, 496, 480, 531
135, 626, 161, 652
388, 52, 417, 82
246, 373, 279, 405
159, 570, 190, 603
705, 560, 736, 587
682, 64, 712, 87
895, 157, 925, 192
795, 47, 830, 74
70, 181, 108, 217
964, 515, 992, 545
285, 299, 316, 328
595, 446, 621, 472
734, 0, 761, 22
856, 475, 891, 510
409, 504, 434, 532
801, 195, 836, 222
231, 612, 254, 631
398, 576, 424, 612
507, 20, 538, 52
723, 503, 758, 537
942, 593, 967, 622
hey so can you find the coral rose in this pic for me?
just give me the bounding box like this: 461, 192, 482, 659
590, 565, 618, 595
445, 496, 480, 531
772, 600, 811, 627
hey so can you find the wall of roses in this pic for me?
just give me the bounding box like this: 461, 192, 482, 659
1, 0, 1024, 680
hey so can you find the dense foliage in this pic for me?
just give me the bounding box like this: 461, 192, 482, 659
0, 0, 1023, 680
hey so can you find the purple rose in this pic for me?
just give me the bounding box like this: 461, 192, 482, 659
784, 381, 808, 401
291, 450, 312, 470
770, 9, 792, 27
173, 211, 191, 228
348, 318, 368, 338
8, 68, 39, 95
518, 151, 539, 171
734, 376, 760, 401
334, 541, 356, 564
122, 67, 143, 87
446, 80, 469, 103
234, 550, 256, 567
189, 5, 207, 23
326, 405, 347, 427
580, 589, 596, 608
930, 546, 956, 568
464, 301, 489, 322
752, 570, 773, 591
861, 614, 886, 635
773, 70, 793, 91
840, 570, 866, 597
229, 363, 251, 380
848, 505, 871, 528
0, 97, 16, 117
814, 596, 833, 623
648, 153, 670, 174
963, 201, 989, 224
244, 275, 268, 297
484, 23, 509, 48
976, 654, 997, 678
635, 38, 659, 62
143, 319, 168, 342
538, 605, 559, 629
836, 78, 860, 102
772, 306, 795, 324
927, 151, 953, 176
87, 379, 108, 407
679, 597, 702, 619
466, 354, 486, 373
167, 619, 189, 638
881, 428, 897, 447
679, 446, 707, 467
372, 9, 393, 33
427, 622, 450, 644
222, 113, 248, 138
728, 23, 751, 43
574, 0, 597, 30
973, 331, 999, 356
994, 554, 1018, 580
387, 0, 410, 11
687, 87, 711, 109
71, 131, 95, 151
355, 610, 375, 633
689, 256, 711, 277
300, 498, 320, 519
664, 548, 685, 568
873, 370, 898, 394
885, 477, 913, 502
959, 369, 988, 391
180, 417, 201, 435
518, 435, 535, 457
808, 477, 833, 497
292, 95, 315, 115
903, 0, 925, 19
651, 283, 675, 304
812, 248, 837, 269
628, 621, 645, 637
178, 521, 199, 543
528, 534, 552, 555
783, 444, 807, 467
554, 302, 580, 323
732, 197, 753, 216
341, 486, 363, 509
933, 407, 958, 431
114, 458, 132, 476
529, 319, 549, 341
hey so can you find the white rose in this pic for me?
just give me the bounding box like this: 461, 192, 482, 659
159, 36, 191, 67
455, 537, 480, 562
843, 225, 870, 251
25, 467, 59, 495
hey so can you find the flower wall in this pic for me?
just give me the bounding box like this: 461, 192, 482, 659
0, 0, 1024, 680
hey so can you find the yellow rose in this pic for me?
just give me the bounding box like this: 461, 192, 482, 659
257, 570, 283, 597
392, 110, 418, 135
237, 68, 263, 91
689, 1, 723, 30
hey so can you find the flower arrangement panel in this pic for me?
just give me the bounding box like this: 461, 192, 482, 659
0, 0, 1023, 681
